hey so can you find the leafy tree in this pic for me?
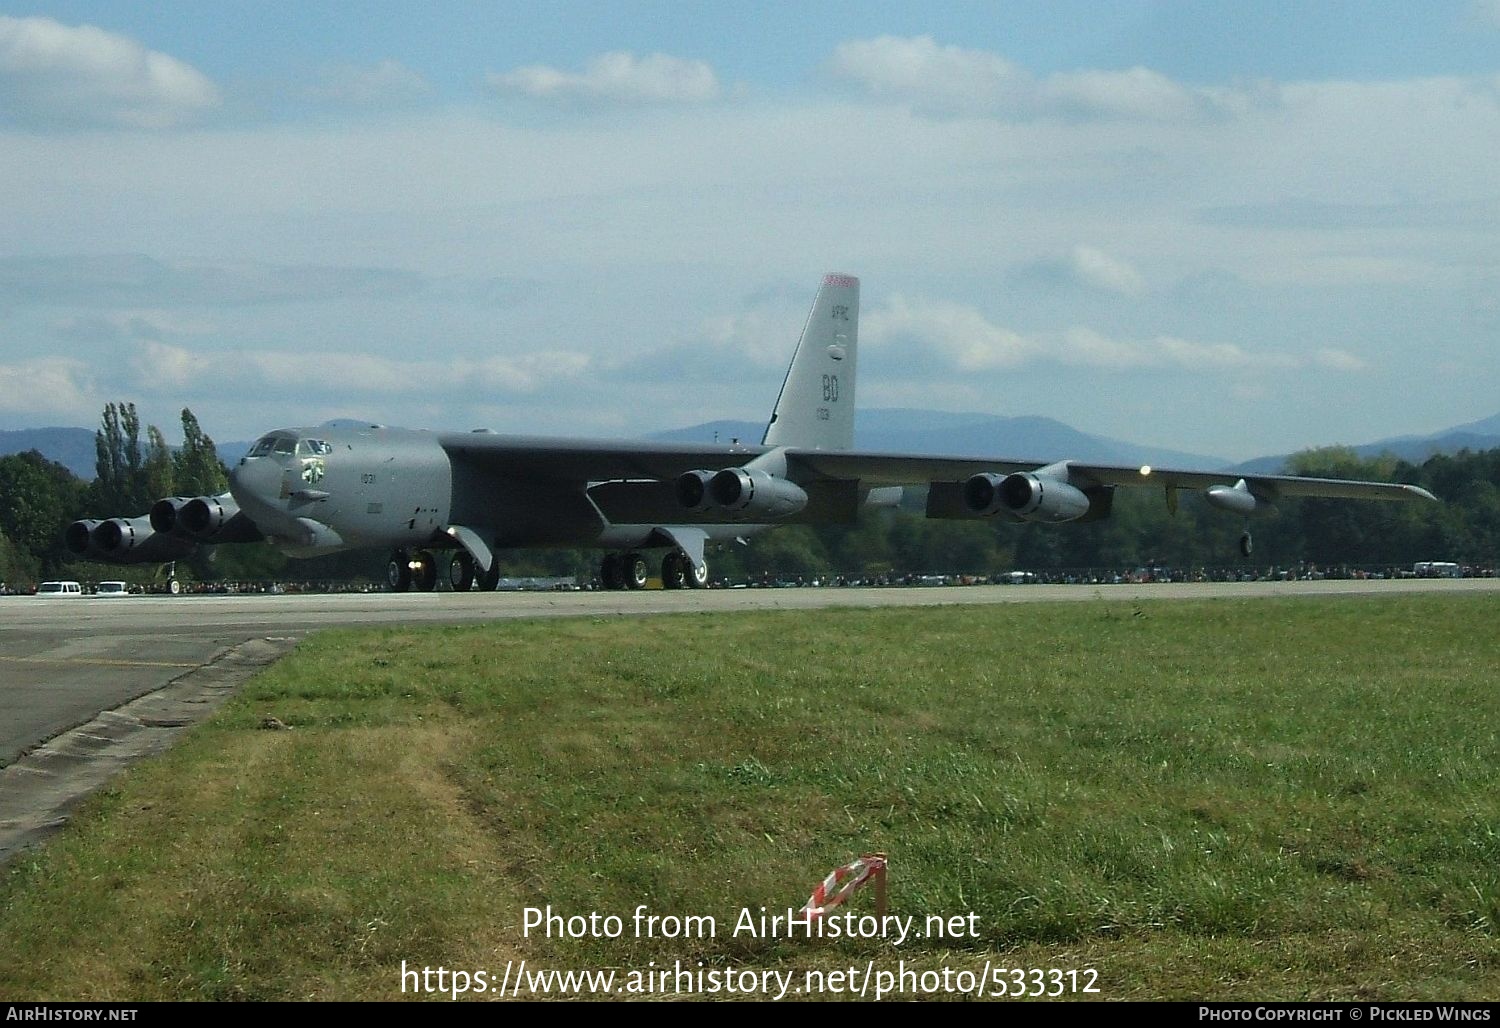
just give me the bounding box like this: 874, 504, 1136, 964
143, 425, 175, 502
174, 408, 227, 497
91, 401, 152, 513
0, 450, 87, 574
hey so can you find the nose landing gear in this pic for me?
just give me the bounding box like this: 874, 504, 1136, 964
387, 548, 438, 591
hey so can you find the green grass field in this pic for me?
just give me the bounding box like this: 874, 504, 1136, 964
3, 594, 1498, 1001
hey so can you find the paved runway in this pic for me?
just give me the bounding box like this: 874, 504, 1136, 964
1, 577, 1495, 861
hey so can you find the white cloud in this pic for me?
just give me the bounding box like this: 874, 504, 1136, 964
487, 51, 720, 106
131, 341, 592, 399
827, 35, 1029, 115
1055, 327, 1151, 369
0, 15, 219, 129
866, 296, 1351, 375
699, 307, 810, 368
1069, 245, 1145, 296
1313, 348, 1368, 372
1041, 67, 1202, 122
865, 294, 1034, 370
1156, 335, 1261, 369
0, 356, 95, 415
827, 34, 1225, 121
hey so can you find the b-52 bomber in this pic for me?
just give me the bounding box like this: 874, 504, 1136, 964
66, 273, 1437, 590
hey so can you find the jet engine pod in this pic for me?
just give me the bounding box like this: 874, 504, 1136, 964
150, 496, 193, 534
180, 494, 237, 539
675, 470, 717, 512
707, 467, 809, 519
178, 494, 264, 543
65, 519, 103, 557
94, 516, 156, 555
963, 471, 1091, 523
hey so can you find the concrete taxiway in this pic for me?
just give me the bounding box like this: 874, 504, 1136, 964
1, 577, 1495, 861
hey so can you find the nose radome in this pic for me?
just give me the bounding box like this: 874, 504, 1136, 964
229, 456, 283, 513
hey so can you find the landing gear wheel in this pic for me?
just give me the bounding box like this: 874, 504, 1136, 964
412, 549, 439, 592
623, 552, 650, 590
1239, 531, 1254, 558
600, 553, 624, 590
661, 550, 687, 590
448, 551, 475, 592
478, 559, 501, 591
686, 557, 709, 589
387, 548, 412, 592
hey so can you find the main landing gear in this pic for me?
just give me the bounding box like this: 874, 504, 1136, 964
660, 549, 709, 589
598, 550, 706, 590
388, 547, 500, 592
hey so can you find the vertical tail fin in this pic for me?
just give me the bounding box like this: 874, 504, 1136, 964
762, 273, 858, 450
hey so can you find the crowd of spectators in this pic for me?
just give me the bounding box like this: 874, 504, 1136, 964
3, 562, 1492, 596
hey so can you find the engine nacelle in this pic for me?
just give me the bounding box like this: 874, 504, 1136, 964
176, 493, 265, 543
64, 519, 104, 558
963, 471, 1092, 523
708, 467, 809, 519
64, 516, 196, 563
674, 470, 717, 512
94, 516, 156, 556
150, 496, 194, 534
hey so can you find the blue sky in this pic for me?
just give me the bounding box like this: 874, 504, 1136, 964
1, 2, 1497, 460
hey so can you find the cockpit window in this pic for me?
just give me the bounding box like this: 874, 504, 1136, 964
272, 437, 297, 455
247, 437, 277, 458
299, 439, 332, 456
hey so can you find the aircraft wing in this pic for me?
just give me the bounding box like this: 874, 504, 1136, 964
783, 451, 1439, 503
440, 432, 1435, 505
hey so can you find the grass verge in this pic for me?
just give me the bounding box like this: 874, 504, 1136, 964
2, 594, 1498, 1000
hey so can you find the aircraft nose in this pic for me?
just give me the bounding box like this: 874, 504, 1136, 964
229, 456, 283, 513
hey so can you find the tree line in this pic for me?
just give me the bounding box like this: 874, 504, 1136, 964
1, 405, 1497, 587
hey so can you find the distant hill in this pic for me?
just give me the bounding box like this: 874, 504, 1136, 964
654, 408, 1229, 469
1234, 413, 1500, 474
0, 428, 97, 479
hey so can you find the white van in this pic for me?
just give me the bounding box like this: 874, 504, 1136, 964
36, 581, 83, 597
95, 581, 131, 597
